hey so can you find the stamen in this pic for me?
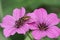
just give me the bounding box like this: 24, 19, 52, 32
38, 23, 48, 31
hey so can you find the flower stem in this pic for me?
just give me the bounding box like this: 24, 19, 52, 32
26, 32, 33, 40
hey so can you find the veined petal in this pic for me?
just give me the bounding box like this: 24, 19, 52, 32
1, 15, 15, 28
3, 28, 16, 38
17, 24, 29, 34
13, 7, 25, 20
26, 13, 37, 23
34, 39, 40, 40
46, 13, 59, 26
28, 22, 38, 30
47, 26, 59, 38
32, 30, 46, 39
34, 8, 47, 23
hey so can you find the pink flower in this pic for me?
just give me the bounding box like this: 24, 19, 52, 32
0, 7, 36, 38
30, 8, 60, 40
34, 39, 40, 40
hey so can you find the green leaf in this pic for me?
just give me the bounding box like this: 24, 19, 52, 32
42, 37, 52, 40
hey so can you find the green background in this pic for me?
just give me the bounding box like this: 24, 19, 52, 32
0, 0, 60, 40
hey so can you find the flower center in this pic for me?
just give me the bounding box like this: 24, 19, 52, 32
38, 23, 48, 31
15, 16, 30, 28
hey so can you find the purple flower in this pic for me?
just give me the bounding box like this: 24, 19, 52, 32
0, 7, 36, 38
30, 8, 60, 40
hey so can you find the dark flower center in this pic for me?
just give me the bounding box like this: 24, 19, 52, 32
15, 16, 30, 28
38, 23, 48, 31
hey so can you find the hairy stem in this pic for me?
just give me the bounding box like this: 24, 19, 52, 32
26, 32, 33, 40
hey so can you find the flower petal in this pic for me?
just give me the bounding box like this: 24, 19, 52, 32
26, 13, 37, 23
34, 8, 47, 23
28, 22, 38, 30
17, 24, 29, 34
47, 26, 59, 38
32, 30, 46, 39
46, 13, 59, 26
11, 28, 17, 35
35, 39, 40, 40
3, 28, 16, 38
13, 7, 25, 20
1, 15, 15, 28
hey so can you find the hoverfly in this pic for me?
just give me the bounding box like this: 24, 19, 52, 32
21, 16, 30, 21
15, 16, 30, 28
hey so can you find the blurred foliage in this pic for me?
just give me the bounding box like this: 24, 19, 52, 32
0, 0, 2, 22
0, 28, 11, 40
0, 0, 60, 40
10, 34, 25, 40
